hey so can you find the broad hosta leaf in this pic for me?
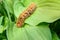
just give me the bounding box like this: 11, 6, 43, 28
7, 23, 52, 40
14, 0, 60, 26
25, 0, 60, 25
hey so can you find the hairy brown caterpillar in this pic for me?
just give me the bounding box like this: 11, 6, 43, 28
16, 3, 36, 28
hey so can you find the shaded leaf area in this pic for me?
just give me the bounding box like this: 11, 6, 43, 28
52, 32, 60, 40
0, 2, 9, 34
0, 1, 7, 16
2, 0, 15, 22
0, 1, 9, 32
0, 0, 15, 40
2, 0, 14, 14
49, 19, 60, 38
0, 16, 3, 25
0, 30, 7, 40
0, 16, 8, 33
0, 16, 4, 33
7, 22, 52, 40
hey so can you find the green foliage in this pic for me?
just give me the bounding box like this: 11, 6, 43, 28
0, 0, 60, 40
7, 23, 52, 40
0, 31, 7, 40
52, 32, 60, 40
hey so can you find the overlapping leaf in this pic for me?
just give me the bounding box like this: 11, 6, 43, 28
14, 0, 60, 26
7, 22, 52, 40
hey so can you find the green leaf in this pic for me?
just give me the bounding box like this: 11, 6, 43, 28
0, 3, 7, 16
6, 23, 52, 40
0, 17, 8, 33
0, 25, 4, 33
52, 32, 60, 40
25, 0, 60, 25
3, 0, 14, 14
0, 16, 3, 25
13, 0, 25, 18
14, 0, 60, 26
0, 30, 7, 40
49, 19, 60, 35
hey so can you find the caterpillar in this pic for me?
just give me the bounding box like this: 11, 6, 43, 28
16, 2, 37, 28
